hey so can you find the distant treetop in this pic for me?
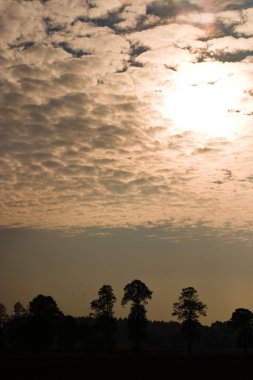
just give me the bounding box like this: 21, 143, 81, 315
29, 295, 63, 317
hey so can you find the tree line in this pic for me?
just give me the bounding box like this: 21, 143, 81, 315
0, 279, 253, 354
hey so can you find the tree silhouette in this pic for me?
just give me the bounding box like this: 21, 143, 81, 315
0, 303, 8, 329
29, 295, 62, 317
172, 286, 207, 354
28, 295, 62, 351
0, 303, 8, 350
8, 302, 28, 350
122, 279, 152, 353
230, 308, 253, 354
13, 302, 27, 318
90, 285, 117, 352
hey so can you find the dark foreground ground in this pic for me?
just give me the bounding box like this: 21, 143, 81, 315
1, 351, 253, 380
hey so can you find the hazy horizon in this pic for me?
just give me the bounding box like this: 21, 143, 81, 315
1, 225, 252, 325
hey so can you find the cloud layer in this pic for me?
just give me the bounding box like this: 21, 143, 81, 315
1, 0, 253, 235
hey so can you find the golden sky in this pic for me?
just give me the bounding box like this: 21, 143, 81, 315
1, 0, 253, 323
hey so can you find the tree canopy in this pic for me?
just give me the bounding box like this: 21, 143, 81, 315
90, 285, 116, 319
122, 279, 152, 307
230, 308, 253, 354
13, 302, 27, 318
29, 295, 62, 317
0, 303, 8, 328
172, 286, 207, 322
230, 308, 253, 329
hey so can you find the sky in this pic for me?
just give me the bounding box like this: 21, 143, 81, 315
1, 0, 253, 324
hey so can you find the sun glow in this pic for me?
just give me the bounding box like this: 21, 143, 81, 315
163, 62, 243, 138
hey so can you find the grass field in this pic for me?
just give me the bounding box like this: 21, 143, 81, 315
2, 351, 253, 380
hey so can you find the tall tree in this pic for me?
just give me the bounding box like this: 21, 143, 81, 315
172, 286, 207, 354
90, 285, 117, 352
28, 295, 62, 351
230, 308, 253, 354
122, 279, 152, 352
8, 302, 28, 350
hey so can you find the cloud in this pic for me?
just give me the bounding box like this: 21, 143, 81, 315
128, 23, 205, 49
136, 46, 196, 68
208, 36, 253, 53
0, 0, 253, 235
115, 3, 148, 30
176, 11, 216, 25
147, 0, 200, 19
234, 8, 253, 36
206, 36, 253, 61
203, 0, 253, 12
216, 9, 242, 27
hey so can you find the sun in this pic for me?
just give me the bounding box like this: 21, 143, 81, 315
162, 62, 243, 138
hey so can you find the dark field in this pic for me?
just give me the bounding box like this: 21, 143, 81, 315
2, 352, 253, 380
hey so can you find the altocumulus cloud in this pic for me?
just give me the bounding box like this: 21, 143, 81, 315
0, 0, 253, 236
